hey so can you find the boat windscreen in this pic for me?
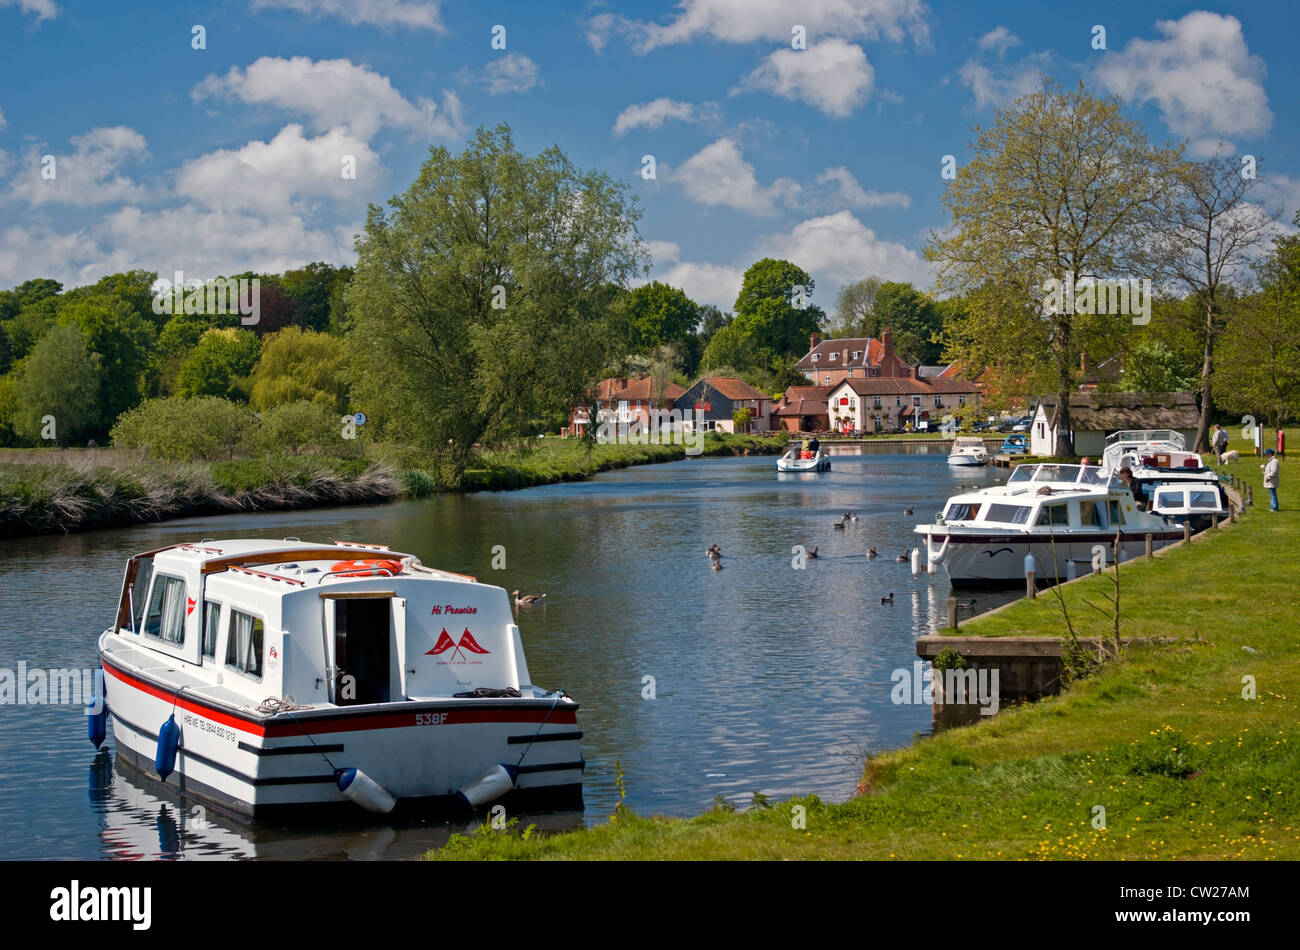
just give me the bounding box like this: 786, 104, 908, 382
1008, 466, 1034, 483
983, 503, 1032, 524
1189, 490, 1221, 509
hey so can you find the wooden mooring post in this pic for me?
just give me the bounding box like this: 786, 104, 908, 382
947, 596, 958, 629
1025, 570, 1036, 599
1145, 533, 1153, 558
1183, 522, 1192, 544
1247, 486, 1254, 506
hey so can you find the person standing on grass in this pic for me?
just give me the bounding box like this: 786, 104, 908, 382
1212, 424, 1229, 460
1262, 448, 1280, 511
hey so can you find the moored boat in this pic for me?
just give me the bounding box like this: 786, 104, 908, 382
947, 436, 990, 467
92, 539, 583, 820
916, 462, 1183, 586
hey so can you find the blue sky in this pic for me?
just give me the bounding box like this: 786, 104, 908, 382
1, 0, 1296, 310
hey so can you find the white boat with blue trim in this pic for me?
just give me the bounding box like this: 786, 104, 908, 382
90, 539, 582, 820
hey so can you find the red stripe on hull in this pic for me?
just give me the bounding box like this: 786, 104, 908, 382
102, 658, 578, 739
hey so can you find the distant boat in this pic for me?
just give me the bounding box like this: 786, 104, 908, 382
777, 447, 830, 473
947, 437, 989, 467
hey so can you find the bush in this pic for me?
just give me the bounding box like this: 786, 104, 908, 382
111, 395, 255, 461
254, 400, 346, 455
401, 468, 436, 498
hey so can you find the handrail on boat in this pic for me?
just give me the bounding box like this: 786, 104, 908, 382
229, 565, 307, 586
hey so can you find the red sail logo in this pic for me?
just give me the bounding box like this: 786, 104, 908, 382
426, 628, 490, 663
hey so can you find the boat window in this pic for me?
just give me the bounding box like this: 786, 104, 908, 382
1008, 466, 1034, 483
1078, 499, 1105, 528
1109, 500, 1124, 525
945, 502, 983, 521
144, 574, 187, 645
1079, 467, 1106, 485
1036, 503, 1070, 526
1190, 490, 1220, 509
203, 600, 221, 659
132, 560, 154, 631
226, 609, 264, 679
984, 503, 1032, 524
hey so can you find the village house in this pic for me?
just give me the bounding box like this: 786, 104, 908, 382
675, 377, 773, 433
567, 375, 686, 437
772, 386, 832, 433
825, 375, 982, 433
795, 329, 913, 387
1029, 391, 1199, 456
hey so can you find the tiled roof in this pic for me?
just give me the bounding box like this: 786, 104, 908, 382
795, 338, 880, 370
830, 376, 980, 396
774, 386, 831, 416
612, 377, 686, 403
699, 376, 772, 402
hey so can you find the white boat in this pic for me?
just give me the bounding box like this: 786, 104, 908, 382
91, 539, 583, 820
915, 463, 1183, 586
947, 436, 990, 467
1099, 429, 1227, 524
777, 447, 830, 472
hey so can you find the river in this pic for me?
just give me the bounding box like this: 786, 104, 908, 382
0, 445, 1019, 859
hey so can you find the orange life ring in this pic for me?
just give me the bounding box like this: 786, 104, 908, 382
329, 558, 402, 577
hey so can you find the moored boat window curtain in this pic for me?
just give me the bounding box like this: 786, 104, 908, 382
226, 610, 264, 678
160, 576, 187, 644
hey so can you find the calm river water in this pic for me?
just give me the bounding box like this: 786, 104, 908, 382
0, 445, 1017, 859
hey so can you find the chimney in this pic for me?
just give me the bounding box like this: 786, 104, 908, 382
881, 328, 896, 373
1080, 352, 1090, 375
810, 332, 821, 352
842, 348, 849, 364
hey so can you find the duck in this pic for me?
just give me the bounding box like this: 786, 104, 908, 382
711, 559, 724, 571
807, 546, 819, 559
848, 512, 859, 522
707, 544, 722, 560
511, 590, 546, 606
880, 593, 894, 605
833, 518, 846, 530
866, 547, 878, 559
895, 552, 909, 563
956, 599, 977, 611
904, 506, 914, 516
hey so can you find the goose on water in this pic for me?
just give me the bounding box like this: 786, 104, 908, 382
511, 590, 547, 606
881, 593, 894, 604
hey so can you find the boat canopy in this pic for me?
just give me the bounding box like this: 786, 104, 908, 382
1007, 463, 1111, 487
1105, 429, 1186, 450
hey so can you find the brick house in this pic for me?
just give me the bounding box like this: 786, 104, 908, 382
772, 386, 832, 433
675, 377, 773, 433
825, 376, 982, 433
568, 375, 686, 437
795, 329, 913, 387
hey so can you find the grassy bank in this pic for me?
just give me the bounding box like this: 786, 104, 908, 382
0, 433, 786, 536
429, 435, 1299, 860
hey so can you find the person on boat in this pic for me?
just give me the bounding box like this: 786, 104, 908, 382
1262, 449, 1280, 511
1118, 466, 1147, 510
801, 437, 811, 460
808, 436, 820, 456
1079, 457, 1091, 466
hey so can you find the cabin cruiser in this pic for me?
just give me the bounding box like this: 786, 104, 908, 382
777, 446, 830, 472
947, 436, 990, 467
1099, 429, 1227, 520
998, 433, 1029, 455
90, 539, 583, 819
916, 463, 1183, 586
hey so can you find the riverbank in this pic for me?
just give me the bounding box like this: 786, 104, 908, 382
429, 436, 1300, 860
0, 433, 786, 536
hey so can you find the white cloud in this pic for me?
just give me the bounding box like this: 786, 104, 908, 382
736, 38, 874, 117
174, 124, 379, 214
643, 240, 681, 266
669, 138, 801, 215
812, 167, 910, 210
248, 0, 442, 31
976, 26, 1020, 56
193, 56, 463, 140
7, 126, 150, 207
613, 98, 707, 135
0, 0, 56, 20
655, 260, 745, 311
1094, 12, 1271, 155
959, 33, 1050, 110
480, 54, 540, 95
590, 0, 929, 53
755, 210, 932, 289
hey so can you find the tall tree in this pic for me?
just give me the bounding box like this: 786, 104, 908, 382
347, 124, 645, 481
625, 281, 701, 369
872, 282, 944, 363
926, 80, 1183, 454
732, 258, 824, 359
11, 323, 101, 443
829, 276, 884, 337
1145, 151, 1278, 451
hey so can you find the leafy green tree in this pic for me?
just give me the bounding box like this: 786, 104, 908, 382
702, 322, 758, 375
1215, 219, 1300, 427
872, 282, 944, 363
111, 395, 256, 461
347, 124, 645, 482
829, 276, 883, 337
926, 79, 1184, 454
57, 294, 156, 433
281, 262, 350, 333
4, 298, 59, 362
626, 281, 701, 371
732, 259, 824, 358
1119, 339, 1197, 393
254, 400, 345, 455
10, 323, 101, 443
250, 327, 348, 412
698, 304, 729, 343
176, 328, 261, 400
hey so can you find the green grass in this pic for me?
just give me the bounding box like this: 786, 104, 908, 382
428, 432, 1300, 860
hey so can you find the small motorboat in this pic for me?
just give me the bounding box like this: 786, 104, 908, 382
998, 434, 1029, 455
92, 539, 583, 820
777, 447, 830, 472
947, 436, 990, 467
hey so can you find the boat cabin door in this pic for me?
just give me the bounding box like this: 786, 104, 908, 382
327, 594, 406, 705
